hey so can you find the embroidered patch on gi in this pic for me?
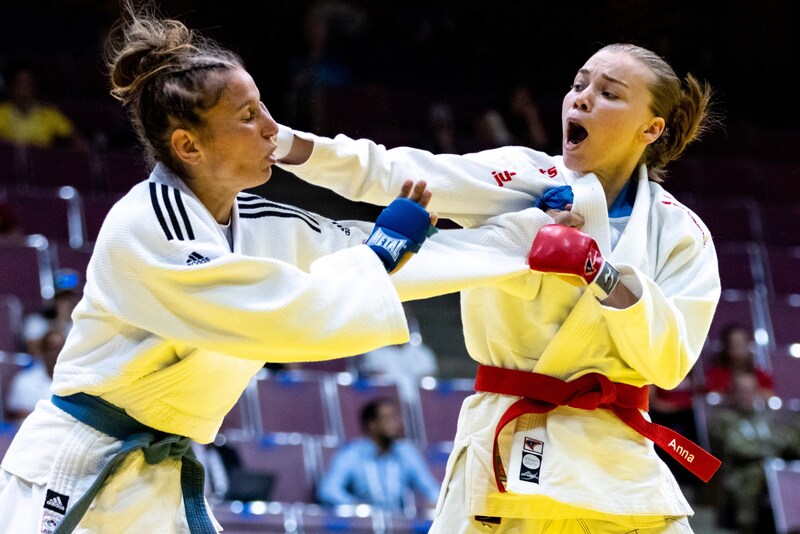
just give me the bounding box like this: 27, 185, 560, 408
519, 437, 543, 484
43, 489, 69, 514
40, 510, 62, 534
475, 515, 502, 525
41, 490, 69, 534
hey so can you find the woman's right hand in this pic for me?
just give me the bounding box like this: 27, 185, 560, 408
546, 204, 584, 229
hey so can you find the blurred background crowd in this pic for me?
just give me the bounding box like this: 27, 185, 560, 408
3, 0, 797, 370
2, 0, 799, 156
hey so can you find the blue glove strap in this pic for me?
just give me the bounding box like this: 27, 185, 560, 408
367, 198, 432, 272
367, 226, 417, 271
535, 185, 574, 211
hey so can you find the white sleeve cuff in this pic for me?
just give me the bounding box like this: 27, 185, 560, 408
273, 124, 295, 160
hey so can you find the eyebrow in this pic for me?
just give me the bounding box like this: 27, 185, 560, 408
235, 99, 255, 111
577, 68, 629, 88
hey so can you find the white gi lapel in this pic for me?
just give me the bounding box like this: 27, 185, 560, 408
609, 165, 650, 269
230, 200, 242, 253
569, 173, 612, 257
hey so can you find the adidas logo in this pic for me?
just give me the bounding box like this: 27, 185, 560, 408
43, 489, 69, 514
46, 495, 66, 512
186, 251, 211, 265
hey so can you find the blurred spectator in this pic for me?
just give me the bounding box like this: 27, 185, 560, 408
0, 200, 24, 242
358, 303, 438, 384
416, 102, 462, 154
709, 371, 800, 533
284, 2, 362, 133
467, 108, 513, 152
505, 84, 552, 152
21, 269, 81, 356
317, 397, 440, 514
705, 323, 774, 399
0, 62, 89, 149
5, 328, 65, 422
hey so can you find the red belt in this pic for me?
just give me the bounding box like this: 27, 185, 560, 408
474, 365, 721, 492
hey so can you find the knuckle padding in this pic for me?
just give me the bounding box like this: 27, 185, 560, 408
373, 198, 430, 250
367, 198, 432, 272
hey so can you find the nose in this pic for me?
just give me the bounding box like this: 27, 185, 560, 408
262, 114, 279, 139
573, 90, 591, 112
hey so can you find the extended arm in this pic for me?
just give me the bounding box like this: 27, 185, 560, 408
275, 126, 555, 227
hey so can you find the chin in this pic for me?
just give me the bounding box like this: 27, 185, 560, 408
256, 167, 273, 185
562, 152, 593, 175
562, 152, 580, 171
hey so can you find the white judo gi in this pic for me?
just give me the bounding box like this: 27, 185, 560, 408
0, 163, 546, 533
278, 131, 721, 529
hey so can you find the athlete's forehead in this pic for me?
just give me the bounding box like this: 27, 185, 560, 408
218, 67, 261, 112
576, 50, 653, 88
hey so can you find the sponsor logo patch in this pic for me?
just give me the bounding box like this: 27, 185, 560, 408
365, 228, 405, 261
41, 510, 62, 534
43, 489, 68, 514
41, 490, 69, 534
186, 251, 211, 265
520, 437, 544, 484
475, 515, 502, 525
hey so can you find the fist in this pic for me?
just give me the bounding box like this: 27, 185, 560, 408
366, 198, 435, 274
528, 224, 620, 298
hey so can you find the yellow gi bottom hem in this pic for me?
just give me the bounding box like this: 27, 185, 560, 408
477, 493, 681, 527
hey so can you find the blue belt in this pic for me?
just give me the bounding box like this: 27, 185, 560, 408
50, 393, 216, 534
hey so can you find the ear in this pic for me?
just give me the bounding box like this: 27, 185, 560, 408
171, 129, 203, 165
641, 117, 666, 145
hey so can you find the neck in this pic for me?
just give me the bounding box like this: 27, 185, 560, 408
372, 435, 393, 453
596, 165, 638, 210
205, 198, 233, 225
188, 181, 235, 224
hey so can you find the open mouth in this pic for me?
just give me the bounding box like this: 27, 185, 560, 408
566, 121, 588, 145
